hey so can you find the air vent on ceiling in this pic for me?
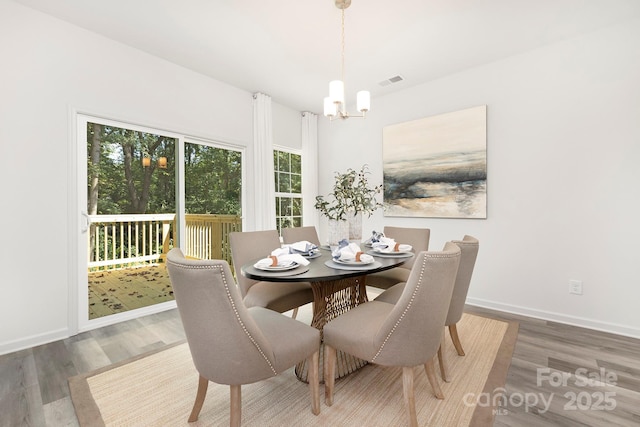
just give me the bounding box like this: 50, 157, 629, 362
379, 75, 404, 87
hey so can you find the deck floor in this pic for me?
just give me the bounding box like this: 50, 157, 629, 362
88, 264, 173, 319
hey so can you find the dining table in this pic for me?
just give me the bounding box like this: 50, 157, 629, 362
241, 244, 413, 383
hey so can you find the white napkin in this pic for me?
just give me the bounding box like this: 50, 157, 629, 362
254, 247, 310, 268
372, 237, 413, 253
332, 242, 374, 264
363, 230, 385, 246
284, 240, 319, 256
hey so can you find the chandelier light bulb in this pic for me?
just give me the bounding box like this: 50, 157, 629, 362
329, 80, 345, 105
324, 97, 337, 117
357, 91, 370, 113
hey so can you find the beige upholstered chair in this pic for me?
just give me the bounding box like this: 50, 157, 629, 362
375, 235, 480, 382
323, 244, 461, 427
440, 235, 479, 379
366, 226, 430, 290
229, 230, 314, 319
166, 248, 320, 426
281, 226, 321, 247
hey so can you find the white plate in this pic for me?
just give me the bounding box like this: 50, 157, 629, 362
334, 257, 374, 265
367, 250, 414, 258
325, 260, 382, 271
254, 261, 299, 271
302, 251, 322, 259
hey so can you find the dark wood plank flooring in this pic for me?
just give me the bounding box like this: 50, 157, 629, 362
0, 299, 638, 426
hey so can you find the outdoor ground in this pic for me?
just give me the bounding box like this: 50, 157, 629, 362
88, 264, 173, 319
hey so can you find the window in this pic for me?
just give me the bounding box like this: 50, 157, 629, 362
274, 149, 302, 233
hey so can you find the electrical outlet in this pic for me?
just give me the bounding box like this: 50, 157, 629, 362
569, 279, 583, 295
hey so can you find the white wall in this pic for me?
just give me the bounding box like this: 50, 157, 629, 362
0, 1, 259, 353
318, 18, 640, 338
273, 102, 302, 150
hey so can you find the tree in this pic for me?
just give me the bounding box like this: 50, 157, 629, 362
87, 123, 177, 215
184, 142, 241, 215
86, 122, 241, 216
87, 123, 102, 262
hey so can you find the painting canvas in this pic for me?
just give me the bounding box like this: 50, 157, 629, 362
383, 105, 487, 218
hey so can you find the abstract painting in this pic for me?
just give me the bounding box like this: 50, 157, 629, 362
382, 105, 487, 218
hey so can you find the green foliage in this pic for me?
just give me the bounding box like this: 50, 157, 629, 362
314, 164, 383, 220
184, 143, 242, 215
87, 123, 176, 214
87, 123, 242, 216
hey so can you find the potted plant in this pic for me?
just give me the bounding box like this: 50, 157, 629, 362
315, 164, 383, 242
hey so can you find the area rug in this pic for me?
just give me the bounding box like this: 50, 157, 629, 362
69, 313, 518, 426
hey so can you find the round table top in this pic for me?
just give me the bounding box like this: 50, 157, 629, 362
241, 247, 412, 283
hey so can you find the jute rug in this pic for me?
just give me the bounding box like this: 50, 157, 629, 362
69, 313, 518, 426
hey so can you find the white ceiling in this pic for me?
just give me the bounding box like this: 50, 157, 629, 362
12, 0, 640, 114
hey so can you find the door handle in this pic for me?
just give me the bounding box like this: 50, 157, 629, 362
81, 211, 91, 233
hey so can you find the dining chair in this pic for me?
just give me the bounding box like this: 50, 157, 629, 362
166, 248, 320, 426
229, 230, 314, 319
375, 235, 479, 382
323, 243, 461, 427
281, 226, 321, 247
366, 226, 430, 290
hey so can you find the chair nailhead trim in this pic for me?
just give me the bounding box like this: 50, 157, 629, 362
169, 260, 278, 376
371, 251, 458, 362
372, 257, 425, 362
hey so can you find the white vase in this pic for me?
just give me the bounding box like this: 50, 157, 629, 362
347, 211, 363, 241
327, 219, 349, 247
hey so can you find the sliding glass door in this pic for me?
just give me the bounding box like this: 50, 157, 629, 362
77, 115, 243, 330
182, 141, 243, 267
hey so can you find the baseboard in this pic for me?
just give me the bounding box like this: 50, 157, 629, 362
0, 301, 178, 356
0, 327, 70, 356
466, 297, 640, 340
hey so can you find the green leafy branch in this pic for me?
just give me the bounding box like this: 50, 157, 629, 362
314, 165, 383, 221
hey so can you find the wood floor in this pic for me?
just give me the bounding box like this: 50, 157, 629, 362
1, 296, 638, 426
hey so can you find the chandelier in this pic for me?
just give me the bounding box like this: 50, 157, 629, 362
323, 0, 370, 120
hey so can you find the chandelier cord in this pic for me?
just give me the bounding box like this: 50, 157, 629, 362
341, 8, 345, 89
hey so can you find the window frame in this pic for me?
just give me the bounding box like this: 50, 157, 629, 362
273, 146, 303, 234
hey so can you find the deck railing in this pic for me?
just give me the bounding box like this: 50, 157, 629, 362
183, 214, 242, 263
88, 213, 241, 271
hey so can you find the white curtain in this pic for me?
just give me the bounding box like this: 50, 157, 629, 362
301, 112, 319, 230
252, 93, 276, 230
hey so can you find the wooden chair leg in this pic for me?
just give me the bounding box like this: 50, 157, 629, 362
324, 345, 337, 406
402, 367, 418, 427
291, 307, 299, 319
230, 384, 241, 427
188, 375, 209, 422
308, 351, 320, 415
423, 357, 445, 399
449, 323, 465, 356
437, 329, 450, 382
